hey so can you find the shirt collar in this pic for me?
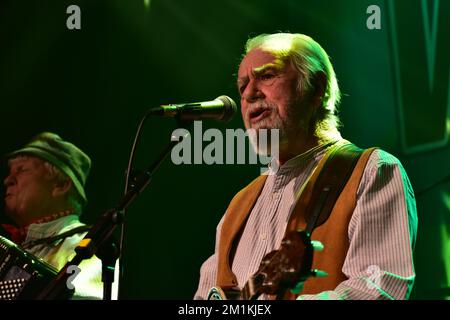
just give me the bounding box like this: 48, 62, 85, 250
1, 211, 78, 244
267, 139, 345, 175
25, 214, 81, 242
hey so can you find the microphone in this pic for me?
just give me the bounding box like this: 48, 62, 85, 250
148, 95, 237, 122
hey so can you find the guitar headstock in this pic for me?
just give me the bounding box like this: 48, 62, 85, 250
249, 230, 314, 298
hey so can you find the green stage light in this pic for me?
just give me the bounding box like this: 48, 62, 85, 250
144, 0, 151, 10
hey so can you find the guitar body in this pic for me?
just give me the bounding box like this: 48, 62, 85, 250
207, 230, 315, 300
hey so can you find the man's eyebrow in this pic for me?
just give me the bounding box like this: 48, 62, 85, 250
253, 63, 283, 75
237, 63, 284, 87
9, 160, 24, 167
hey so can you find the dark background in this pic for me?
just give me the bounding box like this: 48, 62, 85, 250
1, 0, 449, 299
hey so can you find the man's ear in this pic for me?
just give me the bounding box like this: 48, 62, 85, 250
52, 179, 72, 197
311, 71, 327, 108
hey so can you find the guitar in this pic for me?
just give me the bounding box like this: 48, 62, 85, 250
207, 230, 317, 300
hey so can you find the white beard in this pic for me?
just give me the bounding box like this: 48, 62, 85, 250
245, 99, 310, 158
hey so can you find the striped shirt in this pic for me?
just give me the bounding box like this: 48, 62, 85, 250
194, 139, 418, 300
24, 215, 119, 299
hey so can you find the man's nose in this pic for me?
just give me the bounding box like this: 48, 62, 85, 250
4, 173, 16, 187
242, 79, 264, 103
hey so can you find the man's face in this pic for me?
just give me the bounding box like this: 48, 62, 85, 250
3, 156, 55, 225
237, 48, 315, 153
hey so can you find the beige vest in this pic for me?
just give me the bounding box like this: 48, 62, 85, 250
216, 147, 375, 298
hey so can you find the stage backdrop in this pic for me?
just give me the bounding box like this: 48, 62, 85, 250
0, 0, 449, 299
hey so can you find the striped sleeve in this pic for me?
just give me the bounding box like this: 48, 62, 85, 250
193, 214, 226, 300
298, 149, 418, 300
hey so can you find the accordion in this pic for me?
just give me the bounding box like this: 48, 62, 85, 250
0, 235, 58, 300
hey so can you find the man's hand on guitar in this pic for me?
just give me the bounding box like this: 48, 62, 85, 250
290, 239, 327, 294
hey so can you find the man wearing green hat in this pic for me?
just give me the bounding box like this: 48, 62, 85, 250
2, 132, 108, 299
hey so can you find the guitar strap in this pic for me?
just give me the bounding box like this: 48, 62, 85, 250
301, 142, 366, 234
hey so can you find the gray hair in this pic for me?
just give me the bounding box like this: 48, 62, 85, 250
244, 33, 342, 141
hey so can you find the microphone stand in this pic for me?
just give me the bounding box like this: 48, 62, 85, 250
96, 235, 119, 300
36, 120, 192, 300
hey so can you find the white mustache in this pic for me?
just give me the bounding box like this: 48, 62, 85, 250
245, 102, 276, 121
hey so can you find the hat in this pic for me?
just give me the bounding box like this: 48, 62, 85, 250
6, 132, 91, 204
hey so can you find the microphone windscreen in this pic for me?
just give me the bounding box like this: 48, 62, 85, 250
216, 95, 237, 123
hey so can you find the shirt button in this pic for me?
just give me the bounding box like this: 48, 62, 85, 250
260, 233, 267, 240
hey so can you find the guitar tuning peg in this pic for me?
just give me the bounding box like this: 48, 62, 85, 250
289, 270, 328, 295
290, 282, 304, 295
282, 267, 297, 275
310, 269, 328, 278
311, 240, 324, 252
